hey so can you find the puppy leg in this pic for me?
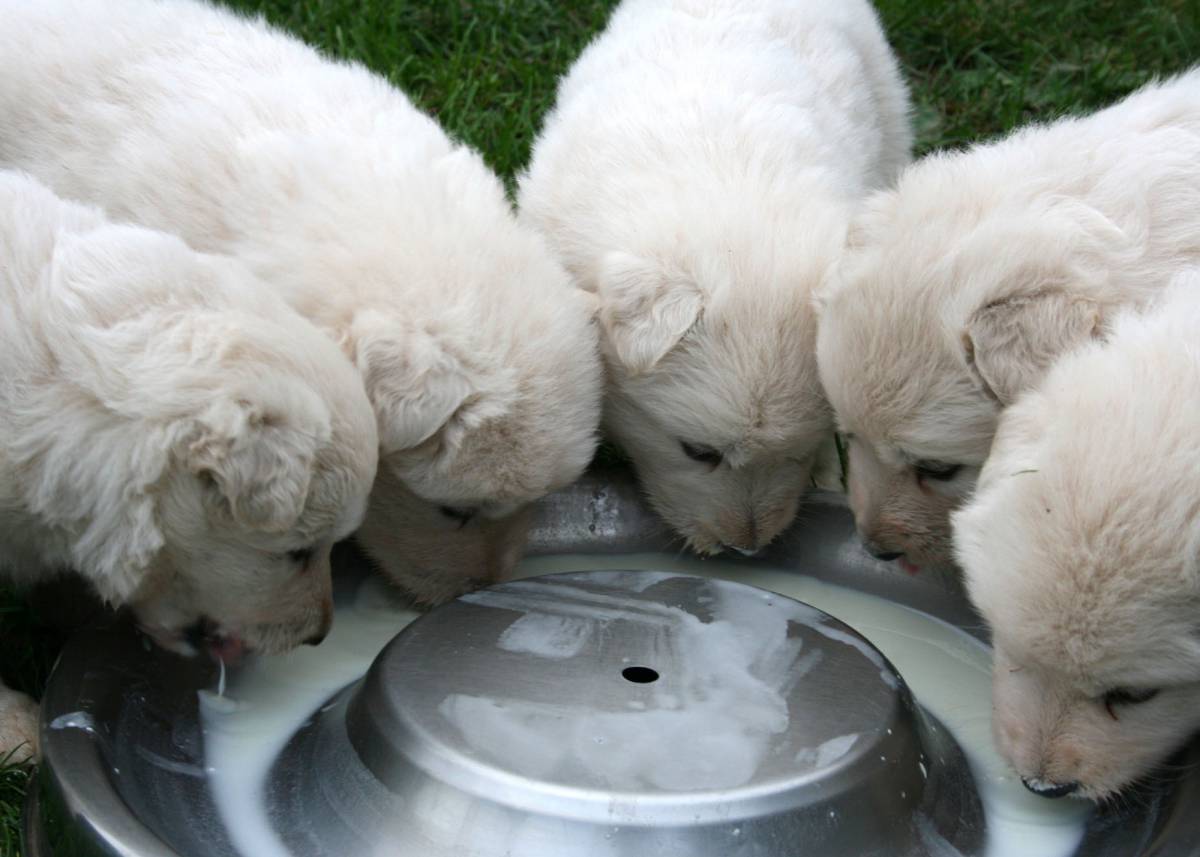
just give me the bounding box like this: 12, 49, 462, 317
0, 682, 39, 764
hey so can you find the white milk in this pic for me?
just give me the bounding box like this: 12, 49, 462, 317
200, 579, 421, 857
200, 554, 1091, 857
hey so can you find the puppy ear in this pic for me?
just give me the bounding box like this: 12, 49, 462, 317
962, 289, 1104, 405
12, 417, 169, 605
186, 392, 330, 533
350, 312, 510, 454
72, 446, 167, 605
595, 251, 703, 375
75, 499, 164, 606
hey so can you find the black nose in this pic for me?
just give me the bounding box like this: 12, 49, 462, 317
864, 543, 904, 562
1021, 777, 1080, 798
303, 630, 328, 647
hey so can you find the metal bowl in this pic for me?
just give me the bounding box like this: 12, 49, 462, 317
271, 570, 981, 856
24, 469, 1200, 856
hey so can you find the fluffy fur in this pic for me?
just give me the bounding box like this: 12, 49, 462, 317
953, 274, 1200, 801
0, 171, 378, 760
519, 0, 911, 555
0, 0, 603, 602
816, 68, 1200, 571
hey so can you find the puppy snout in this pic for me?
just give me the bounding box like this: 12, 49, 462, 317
304, 598, 334, 646
482, 507, 533, 582
714, 513, 762, 557
863, 541, 903, 562
723, 543, 761, 557
475, 546, 518, 587
485, 536, 525, 583
1021, 777, 1080, 799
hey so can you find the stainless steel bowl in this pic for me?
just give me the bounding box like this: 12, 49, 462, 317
24, 469, 1200, 856
272, 570, 981, 856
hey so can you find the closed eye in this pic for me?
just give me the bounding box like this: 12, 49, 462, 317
1101, 687, 1160, 720
286, 547, 315, 564
439, 505, 477, 528
680, 441, 723, 467
914, 460, 963, 482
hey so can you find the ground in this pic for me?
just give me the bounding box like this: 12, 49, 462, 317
1, 0, 1197, 853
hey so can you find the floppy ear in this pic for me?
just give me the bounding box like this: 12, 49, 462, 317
962, 290, 1104, 406
595, 251, 704, 375
186, 393, 329, 533
10, 411, 170, 606
67, 439, 167, 605
350, 312, 509, 455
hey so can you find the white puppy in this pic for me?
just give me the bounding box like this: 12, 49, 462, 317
518, 0, 911, 555
0, 171, 378, 761
816, 69, 1200, 572
953, 274, 1200, 801
0, 0, 602, 604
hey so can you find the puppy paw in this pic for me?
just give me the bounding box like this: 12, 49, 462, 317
0, 691, 40, 764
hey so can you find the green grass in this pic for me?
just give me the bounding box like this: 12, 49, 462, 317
1, 585, 64, 857
233, 0, 619, 185
0, 762, 31, 857
223, 0, 1200, 172
2, 0, 1198, 854
883, 0, 1199, 154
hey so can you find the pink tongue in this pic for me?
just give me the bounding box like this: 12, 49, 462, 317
209, 636, 246, 664
898, 558, 921, 576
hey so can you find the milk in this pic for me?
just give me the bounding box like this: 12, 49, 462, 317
200, 553, 1090, 857
200, 578, 420, 857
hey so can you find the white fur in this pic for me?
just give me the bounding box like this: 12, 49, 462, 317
953, 274, 1200, 800
0, 171, 378, 760
816, 68, 1200, 570
0, 0, 603, 603
519, 0, 911, 554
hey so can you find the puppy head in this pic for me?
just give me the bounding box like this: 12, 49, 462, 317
143, 368, 376, 660
953, 292, 1200, 799
244, 137, 604, 599
43, 230, 378, 659
342, 220, 602, 595
354, 466, 533, 606
245, 134, 603, 518
352, 304, 599, 507
816, 157, 1129, 570
593, 233, 834, 556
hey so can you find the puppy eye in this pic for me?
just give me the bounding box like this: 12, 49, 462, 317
287, 547, 315, 564
681, 441, 723, 467
1101, 687, 1160, 720
439, 505, 477, 528
914, 460, 962, 482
